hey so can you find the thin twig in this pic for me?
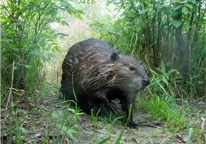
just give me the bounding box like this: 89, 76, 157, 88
35, 105, 48, 115
13, 92, 24, 107
160, 134, 171, 144
2, 113, 10, 129
6, 61, 15, 110
66, 137, 70, 143
201, 117, 205, 143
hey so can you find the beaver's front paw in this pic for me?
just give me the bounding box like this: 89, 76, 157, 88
127, 120, 138, 129
107, 102, 118, 114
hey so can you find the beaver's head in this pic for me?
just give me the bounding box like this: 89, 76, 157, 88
108, 52, 150, 94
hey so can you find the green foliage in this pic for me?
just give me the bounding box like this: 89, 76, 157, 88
41, 81, 52, 98
135, 64, 192, 130
91, 108, 101, 122
187, 127, 206, 144
42, 102, 84, 142
2, 0, 205, 143
1, 0, 84, 92
98, 135, 112, 144
149, 61, 180, 95
115, 105, 133, 144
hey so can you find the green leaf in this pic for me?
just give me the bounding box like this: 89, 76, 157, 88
148, 9, 155, 15
61, 20, 69, 26
45, 90, 53, 95
76, 10, 84, 14
51, 43, 59, 46
57, 33, 69, 37
57, 125, 77, 139
98, 136, 111, 144
24, 65, 32, 68
115, 106, 132, 144
75, 113, 85, 116
52, 48, 55, 54
111, 0, 118, 4
161, 60, 166, 74
12, 88, 25, 92
192, 128, 200, 138
182, 7, 188, 14
43, 130, 50, 144
50, 10, 57, 16
10, 44, 16, 48
106, 1, 111, 7
47, 45, 51, 51
26, 131, 38, 144
187, 128, 193, 144
51, 113, 59, 119
180, 0, 188, 3
169, 20, 182, 28
67, 108, 76, 112
197, 81, 204, 84
135, 26, 141, 32
13, 66, 17, 71
55, 17, 61, 23
54, 46, 61, 52
1, 38, 12, 42
174, 5, 183, 10
42, 115, 52, 118
139, 9, 148, 14
163, 7, 168, 15
113, 19, 122, 26
39, 41, 47, 47
65, 128, 77, 139
185, 3, 193, 9
33, 108, 37, 110
167, 69, 178, 75
157, 4, 163, 9
11, 102, 14, 108
166, 61, 171, 66
3, 16, 11, 22
74, 15, 82, 20
185, 20, 190, 27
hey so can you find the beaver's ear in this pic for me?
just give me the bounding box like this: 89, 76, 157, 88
110, 52, 119, 63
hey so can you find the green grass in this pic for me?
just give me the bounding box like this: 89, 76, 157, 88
3, 81, 204, 144
133, 63, 205, 143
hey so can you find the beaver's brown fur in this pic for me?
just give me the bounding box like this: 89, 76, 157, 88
60, 38, 150, 128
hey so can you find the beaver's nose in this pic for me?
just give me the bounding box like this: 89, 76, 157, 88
142, 77, 150, 86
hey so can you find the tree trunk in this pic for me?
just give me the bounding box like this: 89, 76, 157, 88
175, 24, 189, 80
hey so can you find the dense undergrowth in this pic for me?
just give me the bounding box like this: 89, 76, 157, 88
1, 0, 206, 143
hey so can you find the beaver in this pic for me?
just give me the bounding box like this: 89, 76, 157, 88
60, 38, 150, 128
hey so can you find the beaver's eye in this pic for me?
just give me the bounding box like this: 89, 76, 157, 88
129, 66, 135, 71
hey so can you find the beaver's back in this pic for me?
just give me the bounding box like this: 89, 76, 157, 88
62, 38, 114, 74
60, 38, 115, 101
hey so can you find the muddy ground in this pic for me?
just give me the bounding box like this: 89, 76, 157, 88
1, 92, 206, 144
